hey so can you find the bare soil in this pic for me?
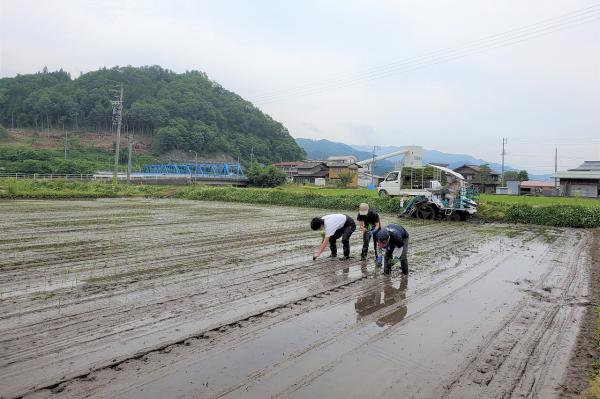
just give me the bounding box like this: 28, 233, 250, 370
5, 129, 153, 153
559, 230, 600, 398
0, 199, 594, 399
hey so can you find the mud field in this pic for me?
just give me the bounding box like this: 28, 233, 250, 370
0, 199, 594, 399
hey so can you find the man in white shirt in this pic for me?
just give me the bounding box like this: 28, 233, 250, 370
311, 214, 356, 260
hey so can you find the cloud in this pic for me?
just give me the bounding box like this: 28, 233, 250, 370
1, 0, 599, 173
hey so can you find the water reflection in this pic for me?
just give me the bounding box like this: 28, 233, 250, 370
354, 276, 408, 327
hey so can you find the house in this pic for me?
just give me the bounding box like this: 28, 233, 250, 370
272, 161, 303, 181
327, 155, 359, 164
518, 181, 556, 196
293, 161, 329, 185
555, 161, 600, 198
453, 164, 501, 194
326, 161, 361, 188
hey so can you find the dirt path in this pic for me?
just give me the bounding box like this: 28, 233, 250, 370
0, 199, 593, 399
559, 229, 600, 398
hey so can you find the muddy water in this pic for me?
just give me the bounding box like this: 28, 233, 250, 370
0, 199, 592, 399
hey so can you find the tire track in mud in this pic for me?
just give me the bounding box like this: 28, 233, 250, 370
41, 229, 571, 399
13, 264, 375, 399
438, 229, 591, 399
0, 199, 586, 399
21, 231, 547, 399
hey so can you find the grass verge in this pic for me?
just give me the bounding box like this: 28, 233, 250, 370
1, 179, 599, 227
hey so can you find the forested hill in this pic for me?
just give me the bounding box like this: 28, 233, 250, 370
0, 66, 305, 163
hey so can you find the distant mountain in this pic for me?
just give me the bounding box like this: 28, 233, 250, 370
0, 66, 305, 164
295, 138, 394, 175
352, 145, 551, 180
352, 145, 499, 170
295, 138, 551, 180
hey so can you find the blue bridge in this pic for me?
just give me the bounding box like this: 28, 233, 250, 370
142, 163, 245, 177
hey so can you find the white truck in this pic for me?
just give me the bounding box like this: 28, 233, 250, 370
378, 164, 478, 221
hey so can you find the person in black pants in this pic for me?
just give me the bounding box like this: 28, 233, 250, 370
311, 214, 357, 260
356, 203, 381, 262
376, 224, 410, 275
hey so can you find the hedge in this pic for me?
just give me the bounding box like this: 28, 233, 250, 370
504, 204, 600, 228
175, 186, 404, 214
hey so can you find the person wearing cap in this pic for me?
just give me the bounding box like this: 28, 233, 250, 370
311, 214, 356, 260
376, 224, 410, 275
356, 203, 381, 262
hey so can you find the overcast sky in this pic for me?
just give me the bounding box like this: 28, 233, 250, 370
1, 0, 599, 173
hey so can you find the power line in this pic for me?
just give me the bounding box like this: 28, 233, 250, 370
250, 4, 600, 104
253, 5, 600, 103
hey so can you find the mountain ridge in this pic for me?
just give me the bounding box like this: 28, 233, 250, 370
295, 138, 552, 180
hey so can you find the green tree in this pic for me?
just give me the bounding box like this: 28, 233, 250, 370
475, 164, 494, 186
247, 164, 286, 187
503, 171, 520, 181
517, 170, 529, 181
6, 160, 52, 174
0, 65, 306, 162
336, 172, 354, 188
0, 124, 8, 141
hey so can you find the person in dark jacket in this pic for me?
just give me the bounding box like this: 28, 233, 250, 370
356, 203, 381, 262
311, 214, 356, 260
376, 224, 410, 275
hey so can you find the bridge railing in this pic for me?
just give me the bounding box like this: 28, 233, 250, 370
142, 163, 245, 177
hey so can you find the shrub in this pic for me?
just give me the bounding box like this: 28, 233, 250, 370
0, 146, 54, 161
6, 160, 53, 174
175, 186, 404, 214
335, 172, 354, 188
247, 165, 287, 188
50, 159, 95, 174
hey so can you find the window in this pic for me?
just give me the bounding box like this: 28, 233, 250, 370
386, 172, 399, 181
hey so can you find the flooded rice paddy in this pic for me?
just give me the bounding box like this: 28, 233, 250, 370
0, 199, 593, 399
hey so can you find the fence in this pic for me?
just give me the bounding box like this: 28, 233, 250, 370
0, 173, 96, 181
0, 172, 249, 186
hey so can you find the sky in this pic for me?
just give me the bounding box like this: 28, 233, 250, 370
1, 0, 599, 174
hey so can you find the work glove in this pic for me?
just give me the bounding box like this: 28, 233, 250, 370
368, 228, 378, 236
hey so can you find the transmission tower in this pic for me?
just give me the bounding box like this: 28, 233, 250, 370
111, 83, 124, 183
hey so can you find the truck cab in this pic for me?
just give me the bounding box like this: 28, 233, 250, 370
378, 170, 441, 198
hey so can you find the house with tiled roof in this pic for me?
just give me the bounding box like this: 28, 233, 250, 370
453, 164, 501, 194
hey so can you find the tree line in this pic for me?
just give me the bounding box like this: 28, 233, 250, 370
0, 65, 305, 164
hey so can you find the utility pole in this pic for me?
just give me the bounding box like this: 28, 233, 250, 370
127, 127, 133, 184
111, 83, 123, 184
554, 147, 558, 191
72, 112, 79, 131
189, 150, 198, 182
250, 146, 254, 169
63, 124, 67, 160
369, 145, 380, 189
501, 137, 507, 186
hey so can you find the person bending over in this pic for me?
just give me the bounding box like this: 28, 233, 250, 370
376, 224, 409, 275
356, 202, 381, 262
311, 214, 356, 260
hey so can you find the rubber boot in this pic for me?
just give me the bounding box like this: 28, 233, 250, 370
383, 264, 392, 275
375, 255, 382, 268
400, 259, 409, 275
